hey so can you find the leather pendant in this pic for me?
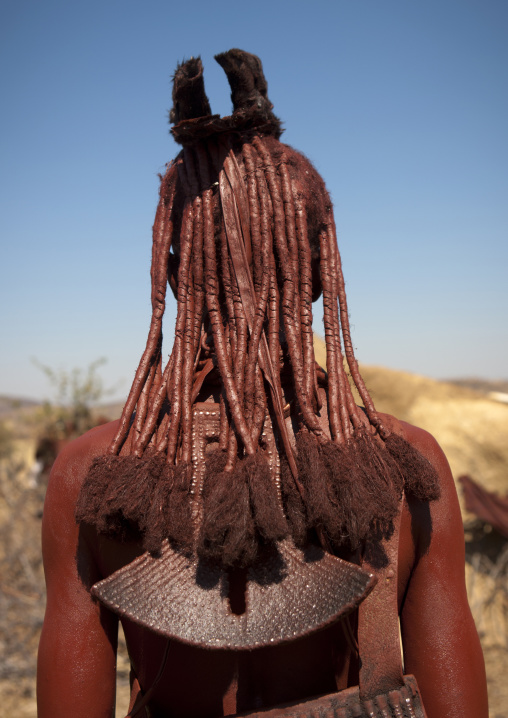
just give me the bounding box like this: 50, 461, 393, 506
92, 538, 375, 650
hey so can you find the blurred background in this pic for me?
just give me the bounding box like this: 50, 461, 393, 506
0, 1, 507, 715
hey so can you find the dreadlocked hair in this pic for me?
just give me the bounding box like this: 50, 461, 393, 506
76, 50, 440, 568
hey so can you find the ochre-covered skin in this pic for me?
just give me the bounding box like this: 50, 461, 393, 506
37, 406, 488, 718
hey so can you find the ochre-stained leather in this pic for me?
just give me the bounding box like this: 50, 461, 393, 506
235, 675, 426, 717
231, 502, 429, 717
93, 538, 375, 651
358, 503, 405, 699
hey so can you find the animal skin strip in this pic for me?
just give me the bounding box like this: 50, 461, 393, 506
219, 149, 299, 482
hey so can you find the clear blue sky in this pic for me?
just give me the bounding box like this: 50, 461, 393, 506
1, 0, 506, 402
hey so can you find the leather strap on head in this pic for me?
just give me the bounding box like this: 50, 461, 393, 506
217, 145, 300, 483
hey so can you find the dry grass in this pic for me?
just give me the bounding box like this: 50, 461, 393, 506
357, 364, 508, 502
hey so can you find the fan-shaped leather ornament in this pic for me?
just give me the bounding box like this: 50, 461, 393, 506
92, 539, 375, 650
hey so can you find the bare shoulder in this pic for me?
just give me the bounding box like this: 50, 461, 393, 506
374, 421, 488, 715
45, 420, 120, 506
39, 423, 120, 717
378, 411, 444, 460
377, 412, 464, 565
42, 420, 120, 583
378, 411, 457, 499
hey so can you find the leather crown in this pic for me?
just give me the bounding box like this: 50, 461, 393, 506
169, 49, 283, 145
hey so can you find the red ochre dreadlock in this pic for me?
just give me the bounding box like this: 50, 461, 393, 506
76, 50, 440, 568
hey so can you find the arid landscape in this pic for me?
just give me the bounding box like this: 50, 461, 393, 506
1, 360, 507, 716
